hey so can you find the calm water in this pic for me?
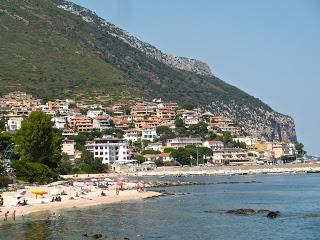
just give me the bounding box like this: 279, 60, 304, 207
1, 174, 320, 240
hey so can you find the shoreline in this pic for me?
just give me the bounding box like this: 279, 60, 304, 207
0, 186, 160, 222
60, 163, 320, 180
134, 163, 320, 176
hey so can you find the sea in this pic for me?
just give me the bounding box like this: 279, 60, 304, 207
1, 173, 320, 240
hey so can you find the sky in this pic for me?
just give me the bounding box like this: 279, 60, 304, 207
71, 0, 320, 156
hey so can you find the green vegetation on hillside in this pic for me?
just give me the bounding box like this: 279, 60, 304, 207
0, 0, 296, 141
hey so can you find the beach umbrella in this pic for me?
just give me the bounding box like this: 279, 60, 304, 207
31, 189, 48, 198
49, 188, 60, 196
116, 182, 124, 187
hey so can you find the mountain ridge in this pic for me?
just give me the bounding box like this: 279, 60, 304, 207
56, 2, 213, 76
0, 0, 297, 142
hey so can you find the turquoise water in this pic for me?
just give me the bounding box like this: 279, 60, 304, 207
1, 174, 320, 239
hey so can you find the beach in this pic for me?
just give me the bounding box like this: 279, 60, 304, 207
0, 181, 160, 221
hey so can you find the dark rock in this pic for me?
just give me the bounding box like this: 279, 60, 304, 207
204, 210, 215, 213
266, 211, 280, 219
226, 209, 256, 216
257, 209, 272, 216
93, 234, 103, 238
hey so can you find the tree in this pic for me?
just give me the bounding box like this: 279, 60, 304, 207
141, 150, 161, 155
184, 145, 212, 164
295, 142, 306, 157
0, 131, 14, 154
12, 160, 58, 183
156, 126, 173, 136
57, 153, 73, 175
207, 132, 217, 141
175, 115, 185, 128
232, 140, 247, 149
170, 148, 191, 165
134, 154, 145, 164
280, 155, 289, 161
0, 117, 6, 131
156, 126, 175, 143
15, 111, 61, 169
124, 107, 131, 115
189, 122, 208, 138
74, 150, 105, 174
181, 102, 194, 110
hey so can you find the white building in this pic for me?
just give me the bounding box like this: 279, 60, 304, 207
141, 127, 157, 141
52, 116, 67, 129
166, 137, 202, 148
7, 115, 24, 131
212, 148, 251, 165
203, 141, 224, 150
233, 137, 258, 147
87, 110, 104, 119
85, 136, 131, 164
124, 128, 141, 143
145, 142, 164, 152
92, 115, 112, 131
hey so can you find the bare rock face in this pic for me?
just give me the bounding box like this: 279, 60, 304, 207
56, 2, 213, 77
205, 100, 297, 142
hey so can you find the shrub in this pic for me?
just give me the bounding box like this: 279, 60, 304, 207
12, 160, 58, 184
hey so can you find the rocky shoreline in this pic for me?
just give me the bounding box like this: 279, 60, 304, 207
133, 163, 320, 177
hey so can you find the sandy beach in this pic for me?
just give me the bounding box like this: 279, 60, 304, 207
0, 182, 160, 222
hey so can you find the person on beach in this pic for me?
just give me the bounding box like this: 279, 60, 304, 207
116, 188, 119, 195
4, 211, 9, 221
0, 195, 4, 206
12, 210, 16, 221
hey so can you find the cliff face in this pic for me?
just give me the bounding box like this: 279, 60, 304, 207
0, 0, 297, 142
56, 2, 213, 77
205, 100, 296, 142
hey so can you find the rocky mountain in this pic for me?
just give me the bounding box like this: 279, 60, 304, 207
57, 3, 213, 76
0, 0, 296, 142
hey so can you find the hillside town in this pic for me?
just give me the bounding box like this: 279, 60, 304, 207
0, 92, 305, 174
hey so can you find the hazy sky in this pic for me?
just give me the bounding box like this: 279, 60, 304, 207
71, 0, 320, 156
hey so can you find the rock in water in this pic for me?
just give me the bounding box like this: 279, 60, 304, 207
266, 211, 280, 219
257, 209, 272, 216
93, 234, 103, 239
226, 209, 256, 216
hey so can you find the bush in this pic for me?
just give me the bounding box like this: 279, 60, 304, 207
12, 160, 58, 184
